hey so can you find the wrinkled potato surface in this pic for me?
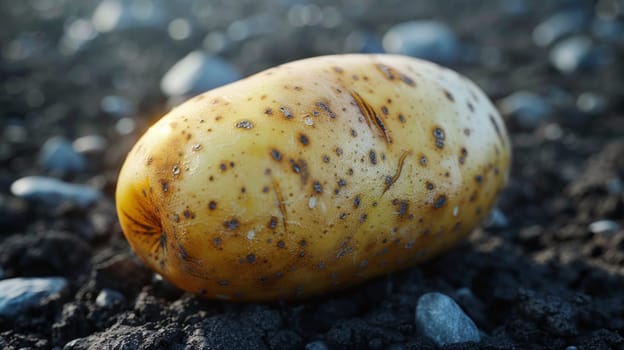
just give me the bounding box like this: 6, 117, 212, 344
116, 54, 511, 301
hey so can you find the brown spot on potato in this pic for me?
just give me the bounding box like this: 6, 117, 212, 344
299, 133, 309, 145
265, 107, 273, 115
223, 218, 239, 230
235, 120, 254, 129
313, 181, 322, 194
369, 150, 377, 165
433, 195, 447, 209
271, 149, 282, 161
443, 89, 455, 102
268, 216, 278, 229
280, 106, 293, 119
316, 101, 336, 118
208, 201, 217, 210
433, 127, 445, 149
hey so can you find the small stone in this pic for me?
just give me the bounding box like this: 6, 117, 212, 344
160, 51, 241, 98
95, 288, 126, 308
0, 277, 68, 317
100, 95, 132, 116
549, 36, 606, 74
305, 340, 329, 350
498, 91, 550, 129
592, 18, 624, 45
576, 92, 607, 115
415, 292, 480, 346
588, 220, 619, 235
73, 135, 109, 155
39, 136, 86, 174
382, 20, 459, 64
532, 10, 590, 47
484, 207, 509, 229
11, 176, 101, 208
91, 0, 166, 33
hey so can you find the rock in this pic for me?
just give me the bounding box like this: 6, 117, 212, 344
64, 324, 180, 350
588, 220, 619, 235
100, 95, 133, 116
160, 51, 241, 98
484, 207, 509, 229
0, 277, 68, 318
10, 176, 101, 208
576, 92, 607, 115
91, 0, 167, 33
305, 340, 329, 350
345, 30, 385, 53
415, 292, 480, 346
39, 136, 86, 174
186, 315, 267, 350
382, 20, 459, 64
592, 18, 624, 45
498, 91, 550, 129
549, 36, 606, 74
95, 288, 126, 308
73, 135, 109, 156
532, 10, 590, 47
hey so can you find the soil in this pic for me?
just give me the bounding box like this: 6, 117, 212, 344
1, 0, 623, 349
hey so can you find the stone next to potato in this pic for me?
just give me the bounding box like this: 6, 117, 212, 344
115, 54, 511, 301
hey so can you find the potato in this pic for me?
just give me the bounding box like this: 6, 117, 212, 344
116, 54, 510, 301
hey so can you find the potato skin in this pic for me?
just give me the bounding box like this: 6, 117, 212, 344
116, 54, 510, 301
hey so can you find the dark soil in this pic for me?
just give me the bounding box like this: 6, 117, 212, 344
1, 0, 623, 349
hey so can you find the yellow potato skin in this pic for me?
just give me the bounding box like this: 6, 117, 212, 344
116, 54, 511, 301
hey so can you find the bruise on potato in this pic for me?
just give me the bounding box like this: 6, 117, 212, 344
116, 54, 511, 301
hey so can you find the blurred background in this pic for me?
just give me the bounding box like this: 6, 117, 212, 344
1, 0, 624, 349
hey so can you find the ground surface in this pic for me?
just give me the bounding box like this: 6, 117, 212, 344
1, 0, 623, 349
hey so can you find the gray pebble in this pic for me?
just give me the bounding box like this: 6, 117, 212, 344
11, 176, 101, 208
588, 220, 619, 235
382, 20, 459, 64
532, 10, 589, 47
160, 50, 241, 98
592, 18, 624, 45
0, 277, 68, 317
305, 340, 329, 350
39, 136, 86, 174
95, 288, 126, 308
499, 91, 550, 129
91, 0, 167, 33
73, 135, 109, 155
100, 95, 133, 116
549, 36, 605, 74
576, 92, 607, 115
415, 292, 480, 346
485, 207, 509, 229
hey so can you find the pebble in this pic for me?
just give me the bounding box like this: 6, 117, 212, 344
39, 136, 86, 174
73, 135, 109, 155
576, 92, 607, 115
382, 20, 459, 64
10, 176, 102, 208
549, 36, 605, 74
592, 18, 624, 45
0, 277, 68, 317
160, 51, 241, 98
532, 10, 590, 47
415, 292, 480, 346
485, 207, 510, 229
95, 288, 126, 308
588, 220, 619, 235
498, 91, 550, 129
305, 340, 330, 350
91, 0, 167, 33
